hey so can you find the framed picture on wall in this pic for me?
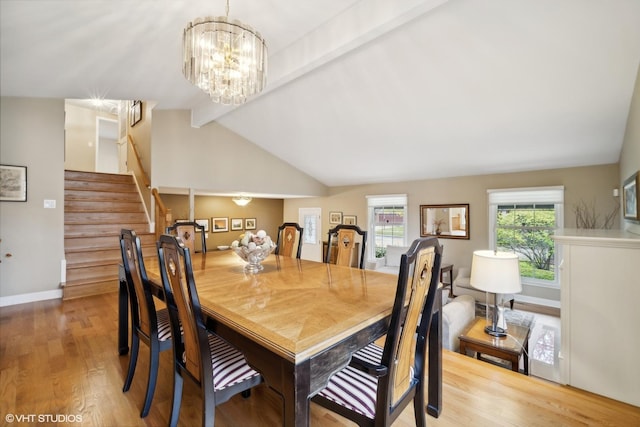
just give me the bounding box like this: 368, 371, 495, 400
231, 218, 243, 231
245, 218, 256, 230
195, 219, 209, 232
329, 211, 342, 224
623, 171, 639, 221
130, 100, 142, 127
211, 217, 228, 232
0, 165, 27, 202
343, 215, 357, 225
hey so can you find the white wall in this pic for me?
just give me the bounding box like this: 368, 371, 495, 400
0, 97, 65, 302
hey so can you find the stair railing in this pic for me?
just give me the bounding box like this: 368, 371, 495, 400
152, 188, 172, 239
127, 135, 151, 189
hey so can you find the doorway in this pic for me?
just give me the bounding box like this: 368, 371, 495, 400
298, 208, 322, 262
96, 117, 119, 173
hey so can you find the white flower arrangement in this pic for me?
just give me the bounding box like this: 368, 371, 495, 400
231, 229, 275, 252
231, 230, 276, 272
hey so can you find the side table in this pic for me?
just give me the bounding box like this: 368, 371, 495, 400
459, 316, 530, 375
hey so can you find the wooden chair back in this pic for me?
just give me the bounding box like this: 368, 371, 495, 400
275, 222, 303, 258
166, 221, 207, 254
326, 224, 367, 269
157, 234, 209, 385
381, 236, 442, 412
120, 229, 156, 338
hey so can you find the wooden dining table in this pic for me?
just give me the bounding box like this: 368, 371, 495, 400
118, 250, 442, 426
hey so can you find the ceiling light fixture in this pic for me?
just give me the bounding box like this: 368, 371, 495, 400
232, 196, 252, 206
182, 0, 267, 105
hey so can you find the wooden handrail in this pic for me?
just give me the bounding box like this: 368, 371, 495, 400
152, 188, 172, 238
127, 134, 151, 189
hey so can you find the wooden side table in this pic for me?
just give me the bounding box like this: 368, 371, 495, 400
459, 316, 530, 375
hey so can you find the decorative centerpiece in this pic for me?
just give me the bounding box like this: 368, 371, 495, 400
231, 230, 276, 273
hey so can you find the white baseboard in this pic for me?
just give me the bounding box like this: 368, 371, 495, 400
0, 289, 63, 307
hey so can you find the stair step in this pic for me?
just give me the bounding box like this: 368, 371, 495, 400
62, 278, 119, 300
64, 180, 138, 193
65, 189, 141, 201
65, 212, 148, 224
64, 223, 150, 237
65, 200, 144, 212
65, 170, 134, 184
66, 263, 119, 282
65, 233, 155, 252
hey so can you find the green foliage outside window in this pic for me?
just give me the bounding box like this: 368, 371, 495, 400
496, 204, 556, 281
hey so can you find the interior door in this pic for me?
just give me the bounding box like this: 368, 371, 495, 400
298, 207, 322, 262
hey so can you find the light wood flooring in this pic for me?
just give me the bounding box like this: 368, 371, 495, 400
1, 293, 638, 426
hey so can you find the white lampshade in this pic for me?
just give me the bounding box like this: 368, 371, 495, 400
470, 250, 522, 294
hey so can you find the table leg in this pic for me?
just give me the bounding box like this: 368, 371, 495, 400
426, 289, 442, 418
118, 264, 129, 355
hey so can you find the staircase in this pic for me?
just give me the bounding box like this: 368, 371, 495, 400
63, 170, 154, 300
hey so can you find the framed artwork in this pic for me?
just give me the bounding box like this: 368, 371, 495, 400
195, 218, 209, 232
211, 217, 229, 232
623, 171, 639, 221
343, 215, 357, 225
329, 211, 342, 224
231, 218, 243, 231
245, 218, 256, 230
0, 165, 27, 202
130, 100, 142, 127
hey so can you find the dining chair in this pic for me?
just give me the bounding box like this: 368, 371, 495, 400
325, 224, 367, 269
312, 236, 443, 427
166, 221, 207, 254
119, 229, 173, 418
157, 234, 263, 427
274, 222, 304, 259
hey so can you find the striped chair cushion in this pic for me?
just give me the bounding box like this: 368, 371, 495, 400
316, 364, 378, 419
208, 334, 261, 391
353, 342, 383, 365
156, 308, 172, 342
316, 342, 383, 419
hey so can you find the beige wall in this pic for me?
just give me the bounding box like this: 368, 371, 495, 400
284, 163, 620, 302
0, 97, 65, 300
620, 65, 640, 235
161, 194, 284, 250
150, 110, 328, 197
64, 102, 118, 171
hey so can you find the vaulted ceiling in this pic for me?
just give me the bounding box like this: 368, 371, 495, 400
2, 0, 639, 187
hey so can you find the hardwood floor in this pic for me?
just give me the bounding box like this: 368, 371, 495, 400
1, 293, 638, 426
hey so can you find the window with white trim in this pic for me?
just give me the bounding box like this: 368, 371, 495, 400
366, 195, 407, 260
488, 186, 564, 286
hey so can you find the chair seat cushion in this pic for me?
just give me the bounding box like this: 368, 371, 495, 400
156, 308, 172, 342
316, 364, 378, 419
208, 334, 261, 391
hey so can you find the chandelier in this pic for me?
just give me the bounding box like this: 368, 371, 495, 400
182, 0, 267, 105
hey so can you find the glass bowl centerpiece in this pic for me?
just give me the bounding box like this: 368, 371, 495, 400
231, 230, 276, 273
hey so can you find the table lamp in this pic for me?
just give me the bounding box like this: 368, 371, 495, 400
470, 250, 522, 337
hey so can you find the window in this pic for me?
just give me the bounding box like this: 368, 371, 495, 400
488, 187, 564, 286
367, 195, 407, 259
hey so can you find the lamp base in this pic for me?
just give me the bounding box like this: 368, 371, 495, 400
484, 325, 507, 337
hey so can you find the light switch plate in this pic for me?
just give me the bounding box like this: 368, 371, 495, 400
44, 199, 56, 209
